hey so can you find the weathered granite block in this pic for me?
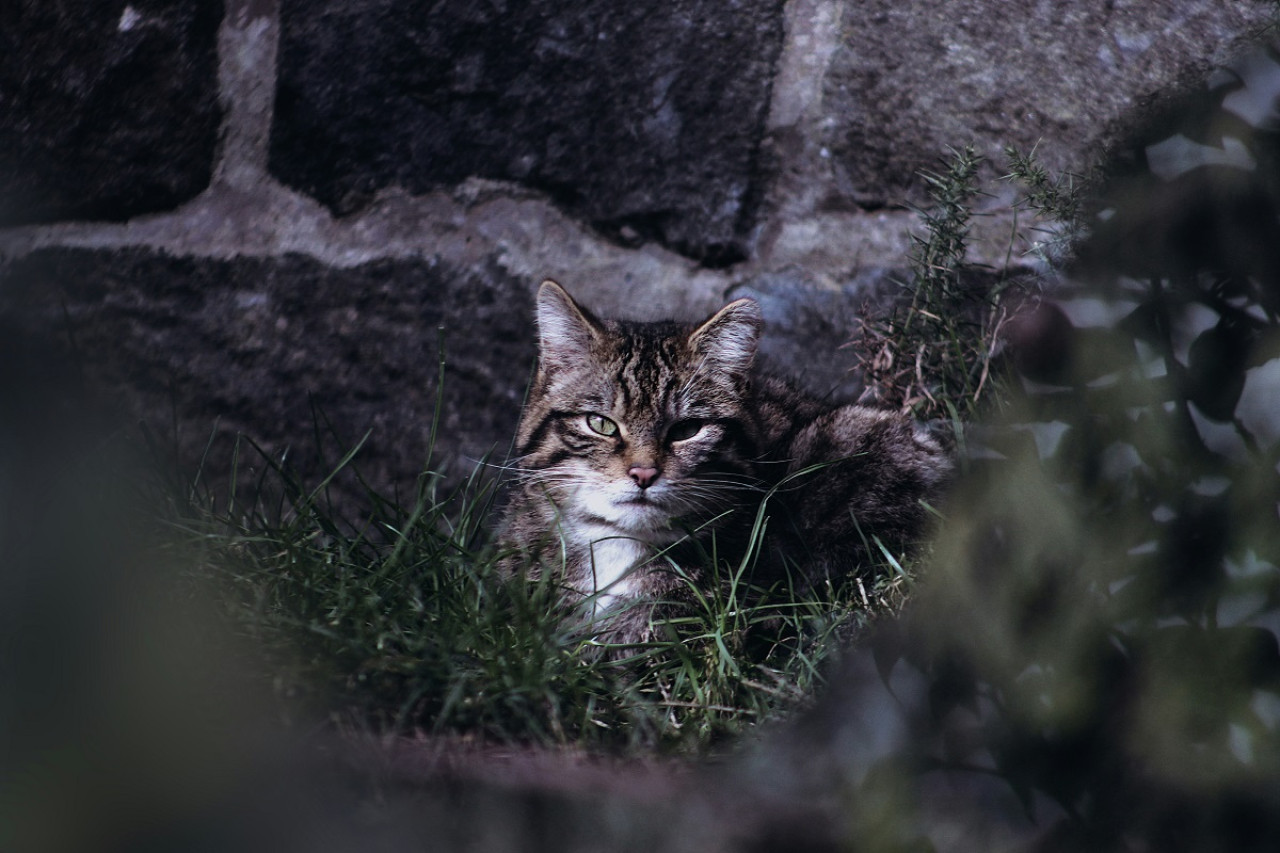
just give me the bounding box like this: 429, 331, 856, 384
269, 0, 786, 264
0, 249, 535, 503
0, 1, 223, 226
822, 0, 1274, 207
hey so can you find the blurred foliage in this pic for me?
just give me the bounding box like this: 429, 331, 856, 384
806, 42, 1280, 852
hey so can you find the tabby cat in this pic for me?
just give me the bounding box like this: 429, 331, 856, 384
499, 280, 950, 646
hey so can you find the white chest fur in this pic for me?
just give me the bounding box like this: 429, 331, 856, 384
573, 526, 651, 613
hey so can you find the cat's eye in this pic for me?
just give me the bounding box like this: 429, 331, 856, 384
584, 413, 619, 437
666, 419, 705, 443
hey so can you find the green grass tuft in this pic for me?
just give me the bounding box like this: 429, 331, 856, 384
163, 437, 911, 755
852, 145, 1020, 423
851, 144, 1088, 428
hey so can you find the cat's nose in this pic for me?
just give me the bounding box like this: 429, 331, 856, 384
628, 465, 661, 490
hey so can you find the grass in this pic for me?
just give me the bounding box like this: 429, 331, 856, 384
157, 430, 917, 755
1003, 143, 1085, 266
850, 146, 1013, 426
850, 144, 1086, 429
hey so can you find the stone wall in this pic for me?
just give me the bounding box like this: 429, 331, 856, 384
0, 0, 1273, 497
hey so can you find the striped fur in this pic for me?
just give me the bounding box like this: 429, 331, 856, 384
498, 280, 951, 646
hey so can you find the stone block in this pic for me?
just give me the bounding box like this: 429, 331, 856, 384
0, 1, 223, 226
269, 0, 786, 264
0, 248, 536, 504
821, 0, 1273, 207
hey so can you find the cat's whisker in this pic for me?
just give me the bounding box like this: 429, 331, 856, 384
689, 473, 765, 488
485, 461, 542, 477
674, 484, 753, 502
675, 358, 712, 402
478, 456, 523, 469
682, 480, 765, 496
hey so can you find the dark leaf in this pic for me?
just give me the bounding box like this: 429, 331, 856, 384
1185, 319, 1251, 421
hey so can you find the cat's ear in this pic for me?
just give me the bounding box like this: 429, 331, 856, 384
536, 279, 600, 364
688, 298, 762, 376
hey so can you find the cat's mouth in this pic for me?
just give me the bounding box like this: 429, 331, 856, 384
618, 491, 680, 514
609, 494, 676, 527
615, 497, 667, 518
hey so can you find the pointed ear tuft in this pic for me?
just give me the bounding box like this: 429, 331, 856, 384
688, 297, 762, 377
536, 279, 599, 365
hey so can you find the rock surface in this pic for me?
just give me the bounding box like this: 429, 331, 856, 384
0, 0, 223, 226
270, 0, 787, 265
1, 248, 534, 501
818, 0, 1274, 208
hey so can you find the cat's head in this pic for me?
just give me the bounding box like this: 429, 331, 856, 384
515, 280, 763, 539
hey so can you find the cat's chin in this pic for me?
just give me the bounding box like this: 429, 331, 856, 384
601, 504, 674, 534
571, 494, 682, 542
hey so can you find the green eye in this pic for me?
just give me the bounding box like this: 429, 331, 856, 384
585, 414, 619, 437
